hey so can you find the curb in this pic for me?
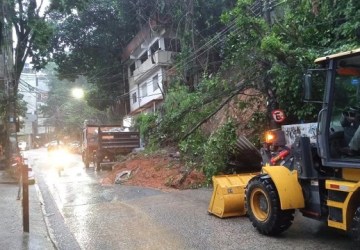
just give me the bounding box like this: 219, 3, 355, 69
34, 182, 58, 249
0, 181, 18, 184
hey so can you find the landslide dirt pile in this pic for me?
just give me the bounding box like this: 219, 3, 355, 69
101, 152, 206, 190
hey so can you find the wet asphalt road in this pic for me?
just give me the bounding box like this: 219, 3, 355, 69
24, 148, 357, 250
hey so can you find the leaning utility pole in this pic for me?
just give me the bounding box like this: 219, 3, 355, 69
263, 0, 272, 25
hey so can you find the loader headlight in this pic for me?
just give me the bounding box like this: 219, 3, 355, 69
263, 129, 286, 147
265, 131, 276, 144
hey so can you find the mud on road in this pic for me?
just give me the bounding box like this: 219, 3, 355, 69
101, 152, 206, 190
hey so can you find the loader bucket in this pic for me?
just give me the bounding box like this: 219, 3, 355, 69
208, 173, 258, 218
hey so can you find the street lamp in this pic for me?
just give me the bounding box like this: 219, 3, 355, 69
71, 87, 84, 100
49, 88, 84, 141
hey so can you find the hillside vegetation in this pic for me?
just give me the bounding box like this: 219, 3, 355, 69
6, 0, 360, 178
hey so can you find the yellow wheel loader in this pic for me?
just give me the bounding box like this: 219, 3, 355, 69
208, 48, 360, 241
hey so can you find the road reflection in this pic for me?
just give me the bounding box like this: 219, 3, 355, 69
24, 148, 358, 250
25, 148, 106, 209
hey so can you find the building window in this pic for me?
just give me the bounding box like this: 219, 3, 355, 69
141, 83, 148, 97
164, 38, 181, 52
132, 92, 137, 103
140, 52, 148, 64
150, 40, 159, 54
152, 75, 159, 91
130, 63, 135, 76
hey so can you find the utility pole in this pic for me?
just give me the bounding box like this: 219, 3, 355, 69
263, 0, 279, 128
22, 162, 29, 232
264, 0, 272, 25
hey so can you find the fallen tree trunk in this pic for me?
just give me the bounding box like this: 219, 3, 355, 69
182, 87, 244, 141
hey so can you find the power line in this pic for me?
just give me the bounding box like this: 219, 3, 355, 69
116, 1, 290, 104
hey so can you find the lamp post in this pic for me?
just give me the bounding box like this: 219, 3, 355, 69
71, 87, 84, 99
52, 87, 85, 141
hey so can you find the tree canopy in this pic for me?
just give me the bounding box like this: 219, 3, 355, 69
39, 64, 110, 139
3, 0, 360, 175
6, 0, 360, 121
5, 0, 360, 151
47, 0, 237, 109
3, 0, 50, 88
221, 0, 360, 122
2, 0, 91, 89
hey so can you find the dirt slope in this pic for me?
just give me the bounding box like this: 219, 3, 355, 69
101, 152, 206, 190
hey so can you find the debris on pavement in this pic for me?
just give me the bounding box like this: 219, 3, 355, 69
101, 152, 206, 190
114, 170, 132, 184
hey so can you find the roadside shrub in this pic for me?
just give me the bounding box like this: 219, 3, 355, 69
179, 131, 207, 166
159, 85, 204, 142
158, 78, 229, 143
135, 113, 159, 148
245, 111, 267, 147
203, 119, 237, 182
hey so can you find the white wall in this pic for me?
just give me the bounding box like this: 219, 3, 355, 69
129, 68, 164, 113
18, 68, 49, 144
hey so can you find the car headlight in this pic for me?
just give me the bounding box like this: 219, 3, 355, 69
49, 149, 71, 163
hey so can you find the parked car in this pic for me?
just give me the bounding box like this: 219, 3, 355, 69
47, 140, 64, 152
68, 141, 81, 154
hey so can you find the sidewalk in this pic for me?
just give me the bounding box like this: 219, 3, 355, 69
0, 169, 55, 250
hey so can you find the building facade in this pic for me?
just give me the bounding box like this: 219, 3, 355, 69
18, 63, 50, 148
122, 22, 179, 122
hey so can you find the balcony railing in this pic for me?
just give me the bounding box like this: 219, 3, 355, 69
129, 50, 175, 85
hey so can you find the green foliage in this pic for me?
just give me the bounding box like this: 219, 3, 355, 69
3, 0, 55, 82
135, 113, 156, 137
159, 84, 202, 141
40, 64, 108, 139
203, 120, 237, 181
159, 76, 233, 143
10, 0, 360, 179
47, 0, 237, 110
49, 0, 90, 13
135, 113, 159, 144
221, 0, 360, 123
49, 0, 139, 110
138, 76, 241, 174
143, 137, 161, 153
179, 132, 207, 164
246, 111, 267, 147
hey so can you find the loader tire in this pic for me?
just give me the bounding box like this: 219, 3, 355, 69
350, 206, 360, 243
246, 176, 295, 236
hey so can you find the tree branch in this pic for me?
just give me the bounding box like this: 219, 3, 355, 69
182, 86, 245, 141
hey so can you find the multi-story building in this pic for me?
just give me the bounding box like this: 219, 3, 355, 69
18, 63, 49, 148
121, 21, 180, 124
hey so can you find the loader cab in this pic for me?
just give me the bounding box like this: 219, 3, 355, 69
309, 49, 360, 169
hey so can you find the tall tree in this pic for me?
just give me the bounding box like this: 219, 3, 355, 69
40, 64, 109, 139
222, 0, 360, 124
2, 0, 90, 91
49, 0, 237, 109
49, 0, 140, 110
3, 0, 51, 90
